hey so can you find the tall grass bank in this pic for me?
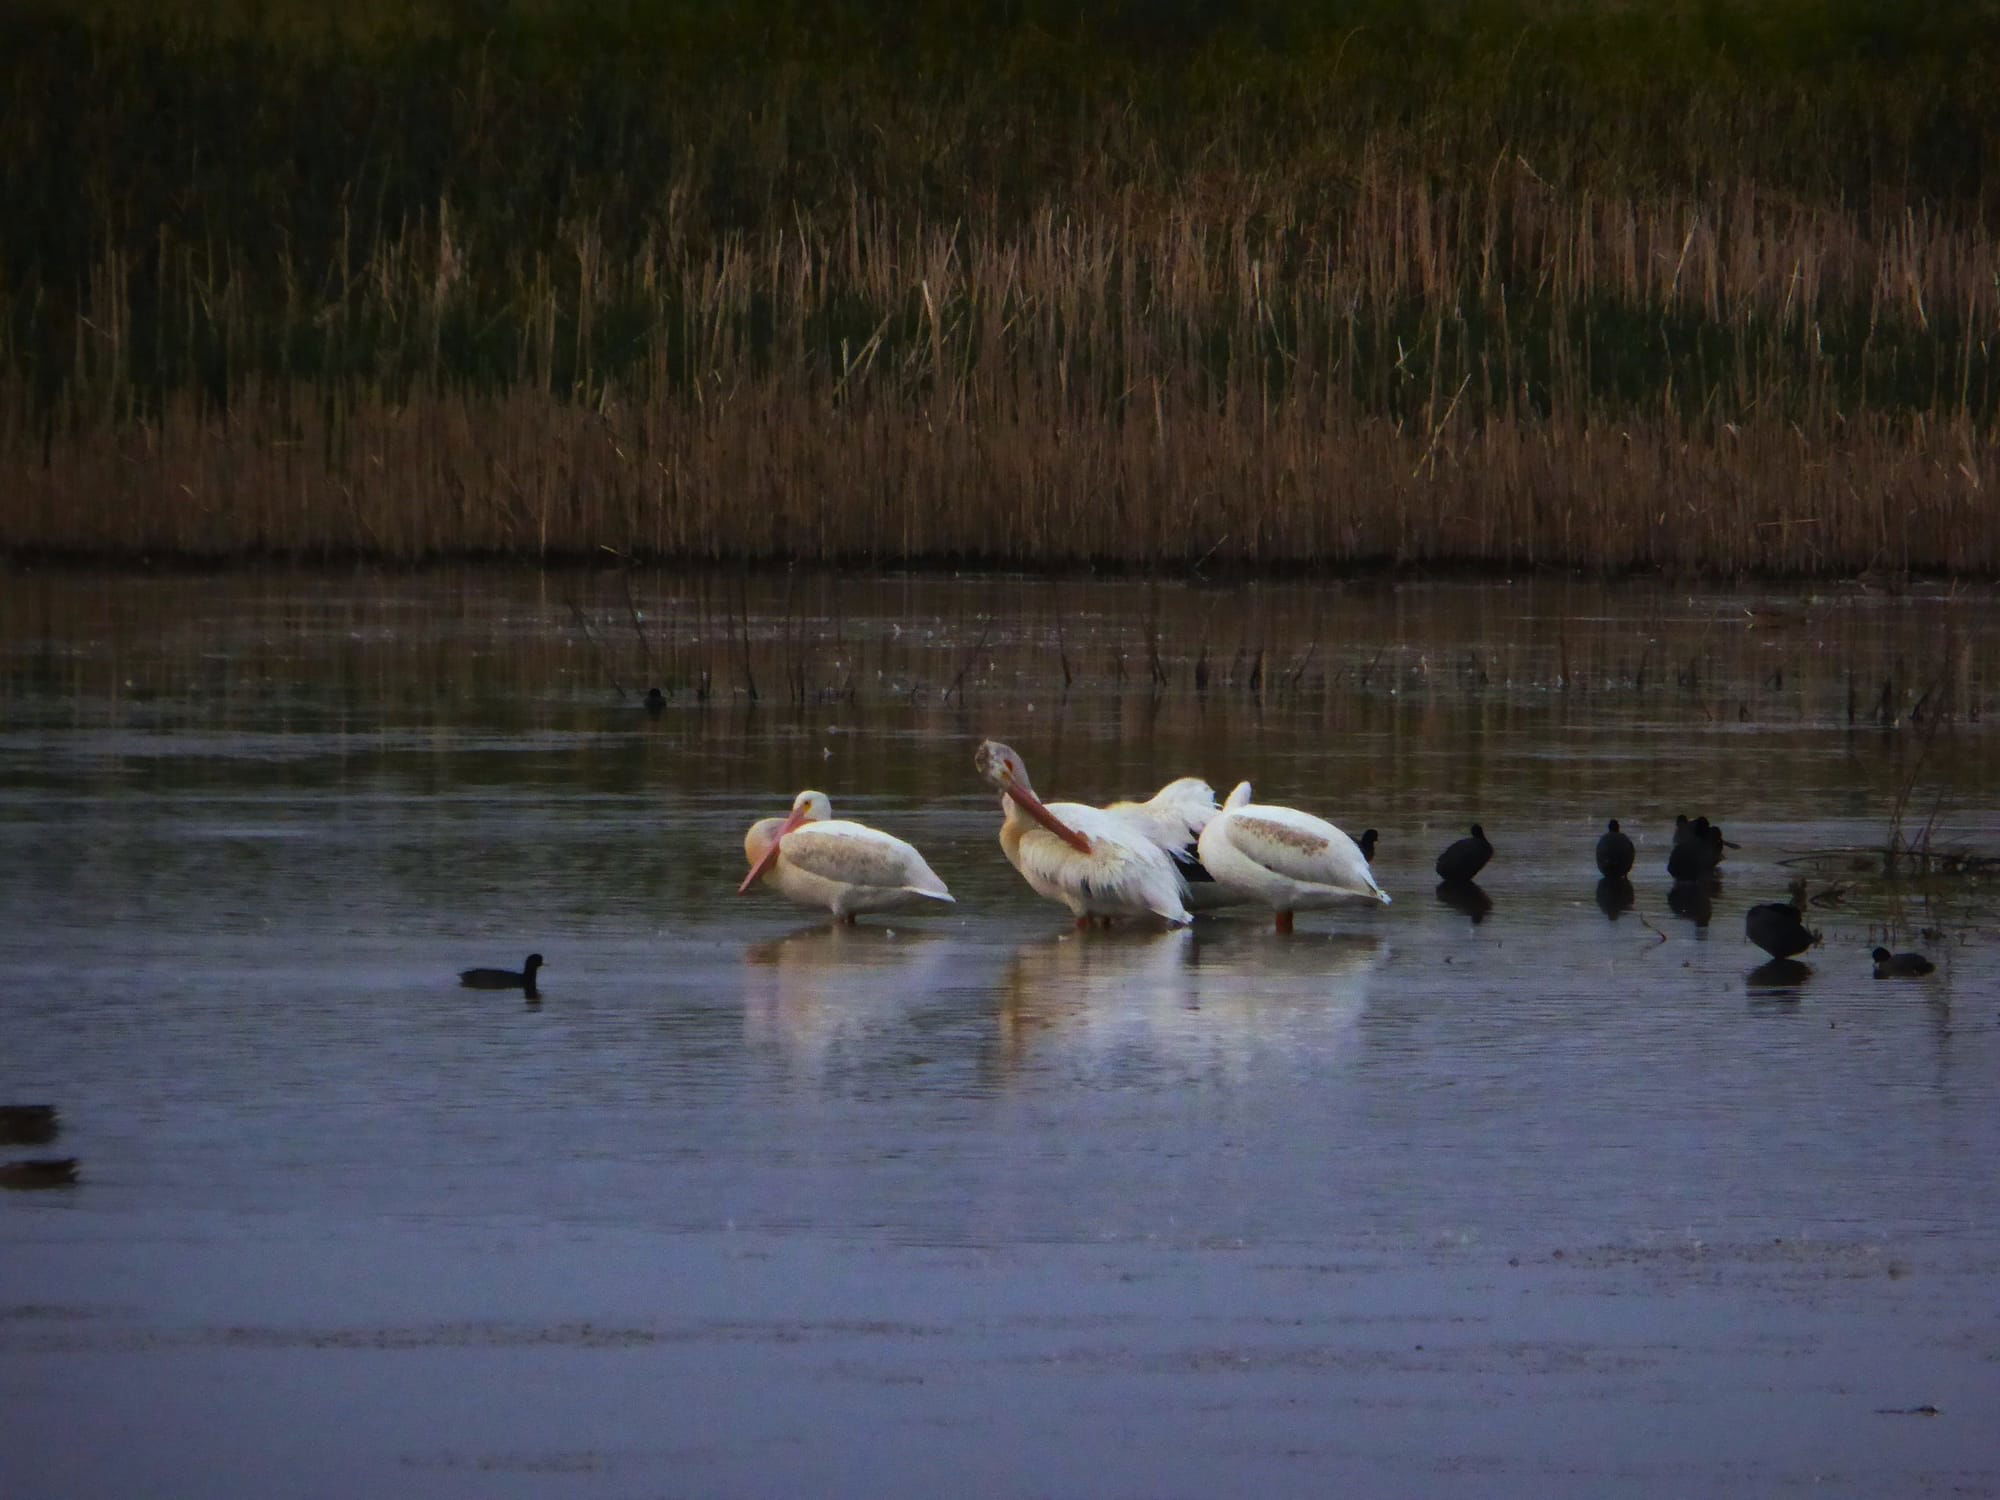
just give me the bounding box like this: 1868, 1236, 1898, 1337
3, 1, 1996, 571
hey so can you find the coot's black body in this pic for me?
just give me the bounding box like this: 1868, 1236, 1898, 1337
1870, 947, 1935, 978
1745, 902, 1814, 960
1595, 819, 1635, 878
1435, 824, 1492, 883
460, 953, 545, 998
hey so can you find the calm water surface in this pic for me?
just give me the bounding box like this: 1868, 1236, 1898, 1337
2, 571, 1998, 1498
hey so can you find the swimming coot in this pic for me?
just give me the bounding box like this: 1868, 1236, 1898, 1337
1870, 946, 1935, 978
459, 953, 545, 998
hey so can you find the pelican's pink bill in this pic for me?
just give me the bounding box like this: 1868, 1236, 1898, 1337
737, 803, 811, 894
1006, 782, 1093, 854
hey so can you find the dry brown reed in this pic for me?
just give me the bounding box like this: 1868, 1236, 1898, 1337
3, 100, 1995, 573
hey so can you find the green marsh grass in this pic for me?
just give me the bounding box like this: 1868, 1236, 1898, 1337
3, 1, 1997, 570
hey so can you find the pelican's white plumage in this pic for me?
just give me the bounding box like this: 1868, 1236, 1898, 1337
975, 741, 1191, 927
1103, 776, 1218, 850
740, 790, 953, 922
1104, 776, 1244, 912
1006, 802, 1192, 924
1197, 781, 1390, 932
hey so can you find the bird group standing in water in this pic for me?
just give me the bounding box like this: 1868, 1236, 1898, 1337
463, 764, 1940, 995
713, 744, 1939, 981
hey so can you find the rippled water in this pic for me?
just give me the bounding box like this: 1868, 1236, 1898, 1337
2, 571, 1997, 1497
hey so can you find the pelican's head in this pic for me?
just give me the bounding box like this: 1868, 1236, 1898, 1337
975, 740, 1032, 796
975, 740, 1090, 854
790, 789, 833, 823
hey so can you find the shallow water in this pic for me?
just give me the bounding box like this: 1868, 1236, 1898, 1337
2, 571, 1998, 1498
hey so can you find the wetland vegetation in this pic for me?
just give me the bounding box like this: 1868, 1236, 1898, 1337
3, 1, 1997, 570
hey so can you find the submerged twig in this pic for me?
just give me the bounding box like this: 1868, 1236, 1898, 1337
944, 617, 997, 704
563, 593, 631, 699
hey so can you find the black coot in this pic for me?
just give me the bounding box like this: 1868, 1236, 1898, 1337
460, 953, 545, 998
1870, 947, 1935, 978
1435, 824, 1492, 883
1595, 819, 1635, 878
1745, 902, 1814, 959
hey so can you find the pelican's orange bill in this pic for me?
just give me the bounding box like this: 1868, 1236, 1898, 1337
737, 802, 811, 894
1006, 783, 1093, 854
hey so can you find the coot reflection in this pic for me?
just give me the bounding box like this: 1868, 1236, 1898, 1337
1595, 876, 1635, 920
0, 1158, 78, 1189
1747, 958, 1812, 994
1435, 880, 1493, 924
1667, 880, 1714, 929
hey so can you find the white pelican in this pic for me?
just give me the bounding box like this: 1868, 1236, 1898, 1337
1196, 781, 1391, 933
1103, 777, 1245, 912
973, 741, 1191, 928
738, 790, 954, 923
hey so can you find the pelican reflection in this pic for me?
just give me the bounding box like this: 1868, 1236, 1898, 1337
741, 923, 961, 1070
997, 925, 1382, 1082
